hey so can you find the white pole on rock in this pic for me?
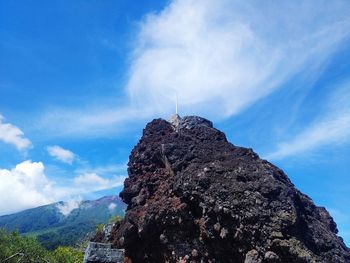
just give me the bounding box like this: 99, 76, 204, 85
175, 92, 178, 115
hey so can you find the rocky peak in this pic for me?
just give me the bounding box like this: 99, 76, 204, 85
96, 116, 349, 263
169, 115, 213, 131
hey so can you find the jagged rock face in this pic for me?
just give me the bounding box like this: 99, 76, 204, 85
83, 242, 124, 263
108, 116, 349, 263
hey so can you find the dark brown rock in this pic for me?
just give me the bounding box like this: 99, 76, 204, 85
102, 116, 349, 263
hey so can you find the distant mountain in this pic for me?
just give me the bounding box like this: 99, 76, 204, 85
0, 195, 126, 250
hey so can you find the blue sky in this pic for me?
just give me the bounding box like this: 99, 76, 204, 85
1, 0, 350, 245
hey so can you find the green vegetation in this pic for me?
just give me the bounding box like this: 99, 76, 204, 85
0, 229, 83, 263
0, 196, 126, 262
51, 247, 84, 263
108, 215, 123, 224
36, 222, 96, 250
95, 223, 105, 236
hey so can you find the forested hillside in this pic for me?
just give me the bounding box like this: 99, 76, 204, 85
0, 196, 125, 249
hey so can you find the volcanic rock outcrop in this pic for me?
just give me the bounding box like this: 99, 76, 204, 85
96, 115, 349, 263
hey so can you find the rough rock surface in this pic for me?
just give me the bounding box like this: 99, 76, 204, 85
97, 116, 349, 262
83, 242, 124, 263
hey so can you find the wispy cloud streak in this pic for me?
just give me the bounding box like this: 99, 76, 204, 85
36, 0, 350, 137
265, 81, 350, 160
47, 145, 75, 164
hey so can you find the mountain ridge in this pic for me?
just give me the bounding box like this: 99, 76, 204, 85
0, 195, 126, 250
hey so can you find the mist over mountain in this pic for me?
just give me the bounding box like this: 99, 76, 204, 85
0, 195, 126, 250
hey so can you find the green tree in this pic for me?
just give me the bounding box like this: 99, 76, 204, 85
0, 228, 84, 263
52, 246, 84, 263
0, 229, 52, 262
108, 215, 123, 224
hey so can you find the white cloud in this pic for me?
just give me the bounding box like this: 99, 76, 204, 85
74, 173, 108, 187
108, 202, 117, 212
0, 114, 32, 151
74, 173, 125, 192
74, 163, 127, 178
0, 161, 125, 216
265, 82, 350, 160
37, 106, 150, 138
36, 0, 350, 137
47, 145, 75, 164
0, 161, 54, 215
265, 115, 350, 160
56, 197, 82, 216
127, 0, 350, 117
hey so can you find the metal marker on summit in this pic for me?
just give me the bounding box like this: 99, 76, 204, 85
175, 92, 178, 115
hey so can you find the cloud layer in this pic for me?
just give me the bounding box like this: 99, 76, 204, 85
0, 114, 32, 151
36, 0, 350, 137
